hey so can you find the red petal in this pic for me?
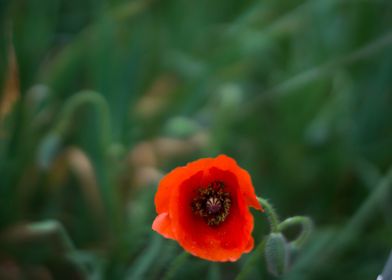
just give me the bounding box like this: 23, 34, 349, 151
152, 212, 175, 239
153, 155, 261, 261
213, 155, 262, 210
170, 169, 255, 262
155, 158, 214, 214
244, 236, 254, 253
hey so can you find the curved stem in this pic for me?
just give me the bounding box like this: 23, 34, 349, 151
26, 220, 89, 277
54, 90, 111, 147
235, 197, 279, 280
257, 197, 280, 233
278, 216, 313, 248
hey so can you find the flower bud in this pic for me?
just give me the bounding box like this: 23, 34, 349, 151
264, 233, 290, 277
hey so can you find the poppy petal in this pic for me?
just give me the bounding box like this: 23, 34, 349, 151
152, 212, 175, 239
244, 236, 254, 253
213, 155, 262, 210
171, 168, 254, 262
153, 155, 261, 262
155, 158, 214, 214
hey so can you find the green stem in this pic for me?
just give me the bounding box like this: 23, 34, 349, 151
257, 197, 280, 233
27, 220, 75, 252
278, 216, 313, 248
234, 197, 279, 280
54, 90, 111, 148
27, 220, 89, 277
163, 251, 189, 280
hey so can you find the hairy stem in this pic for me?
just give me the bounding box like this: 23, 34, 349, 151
257, 197, 280, 233
278, 216, 313, 248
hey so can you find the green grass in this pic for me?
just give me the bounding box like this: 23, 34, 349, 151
1, 0, 392, 279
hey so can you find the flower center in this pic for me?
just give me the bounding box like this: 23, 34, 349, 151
191, 181, 231, 226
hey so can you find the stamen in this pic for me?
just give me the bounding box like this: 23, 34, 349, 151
191, 181, 231, 226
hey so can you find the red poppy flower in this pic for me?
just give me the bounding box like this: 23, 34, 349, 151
152, 155, 263, 262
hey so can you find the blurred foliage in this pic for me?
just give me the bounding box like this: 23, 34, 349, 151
1, 0, 392, 279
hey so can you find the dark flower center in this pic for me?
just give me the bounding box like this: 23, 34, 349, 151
191, 181, 231, 226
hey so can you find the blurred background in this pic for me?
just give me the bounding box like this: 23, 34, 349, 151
1, 0, 392, 279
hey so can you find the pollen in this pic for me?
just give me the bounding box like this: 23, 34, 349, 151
192, 181, 231, 226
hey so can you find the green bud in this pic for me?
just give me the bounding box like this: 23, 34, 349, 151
265, 233, 290, 277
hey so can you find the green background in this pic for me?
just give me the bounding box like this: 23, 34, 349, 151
1, 0, 392, 279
